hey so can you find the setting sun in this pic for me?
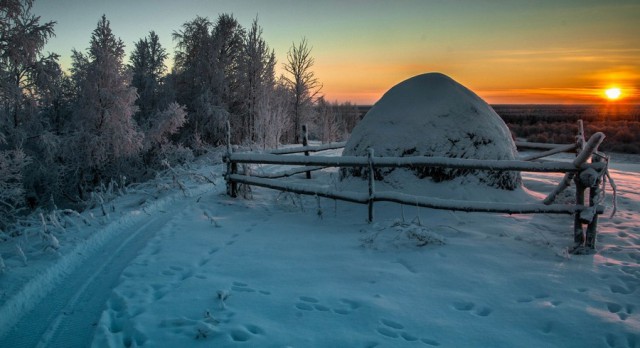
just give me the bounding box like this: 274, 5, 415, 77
605, 87, 622, 100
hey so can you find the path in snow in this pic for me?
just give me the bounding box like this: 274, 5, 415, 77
0, 193, 207, 347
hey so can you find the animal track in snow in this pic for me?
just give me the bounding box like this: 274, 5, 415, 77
606, 302, 635, 321
452, 301, 493, 317
227, 281, 270, 298
293, 297, 361, 316
380, 318, 404, 330
539, 321, 554, 334
452, 301, 474, 311
374, 317, 439, 346
604, 332, 639, 348
104, 292, 148, 346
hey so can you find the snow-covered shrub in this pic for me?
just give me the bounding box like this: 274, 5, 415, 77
342, 73, 521, 190
143, 102, 187, 151
360, 219, 446, 250
156, 143, 194, 167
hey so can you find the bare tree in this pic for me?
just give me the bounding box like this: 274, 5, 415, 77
283, 38, 321, 143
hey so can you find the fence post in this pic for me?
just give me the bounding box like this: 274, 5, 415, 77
302, 124, 311, 179
585, 153, 603, 249
576, 119, 585, 149
573, 177, 586, 245
572, 119, 586, 247
226, 121, 237, 198
368, 148, 375, 223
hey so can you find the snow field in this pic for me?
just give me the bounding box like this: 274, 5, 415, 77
90, 155, 638, 347
0, 150, 638, 347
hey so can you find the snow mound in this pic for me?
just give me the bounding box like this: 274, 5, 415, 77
342, 72, 521, 189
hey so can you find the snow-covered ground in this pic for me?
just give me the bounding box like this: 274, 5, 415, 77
0, 148, 639, 347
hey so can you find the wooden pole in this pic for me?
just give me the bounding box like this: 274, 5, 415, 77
228, 174, 603, 215
576, 119, 585, 149
302, 124, 311, 179
586, 154, 603, 249
225, 121, 237, 198
543, 132, 604, 205
230, 153, 605, 173
368, 148, 374, 223
226, 121, 231, 196
573, 176, 586, 245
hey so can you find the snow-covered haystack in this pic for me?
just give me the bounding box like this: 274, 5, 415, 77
342, 72, 521, 190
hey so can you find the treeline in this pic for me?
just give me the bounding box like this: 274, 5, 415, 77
494, 105, 640, 154
0, 0, 359, 231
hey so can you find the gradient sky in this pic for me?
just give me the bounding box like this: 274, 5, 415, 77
33, 0, 639, 105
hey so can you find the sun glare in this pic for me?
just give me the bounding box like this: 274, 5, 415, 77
605, 88, 621, 100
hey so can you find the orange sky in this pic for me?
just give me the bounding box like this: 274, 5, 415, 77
36, 0, 640, 105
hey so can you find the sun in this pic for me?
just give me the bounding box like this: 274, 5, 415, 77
605, 87, 621, 100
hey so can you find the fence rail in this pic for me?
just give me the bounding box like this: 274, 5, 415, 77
224, 121, 609, 253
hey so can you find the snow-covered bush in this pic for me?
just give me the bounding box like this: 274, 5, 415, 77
143, 103, 187, 150
342, 73, 521, 190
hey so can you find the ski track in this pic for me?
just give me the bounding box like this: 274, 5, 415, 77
0, 185, 216, 348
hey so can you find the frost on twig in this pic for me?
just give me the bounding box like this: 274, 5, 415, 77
203, 211, 221, 228
40, 213, 60, 251
217, 290, 230, 310
15, 243, 27, 266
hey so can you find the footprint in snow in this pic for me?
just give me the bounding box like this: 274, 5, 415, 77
375, 318, 439, 345
452, 301, 493, 317
294, 297, 360, 315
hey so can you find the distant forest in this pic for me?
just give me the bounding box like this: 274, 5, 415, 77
494, 104, 640, 154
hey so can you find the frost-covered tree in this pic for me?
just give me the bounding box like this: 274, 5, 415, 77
172, 14, 246, 146
236, 17, 276, 143
0, 0, 68, 209
283, 38, 321, 143
212, 14, 244, 109
0, 0, 56, 130
129, 31, 168, 123
254, 77, 291, 149
173, 16, 224, 145
68, 15, 141, 197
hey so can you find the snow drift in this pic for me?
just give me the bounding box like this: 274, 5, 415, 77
342, 72, 521, 190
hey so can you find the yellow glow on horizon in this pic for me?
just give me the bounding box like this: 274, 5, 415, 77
605, 87, 622, 100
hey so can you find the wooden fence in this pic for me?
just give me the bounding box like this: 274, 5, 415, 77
224, 121, 610, 253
